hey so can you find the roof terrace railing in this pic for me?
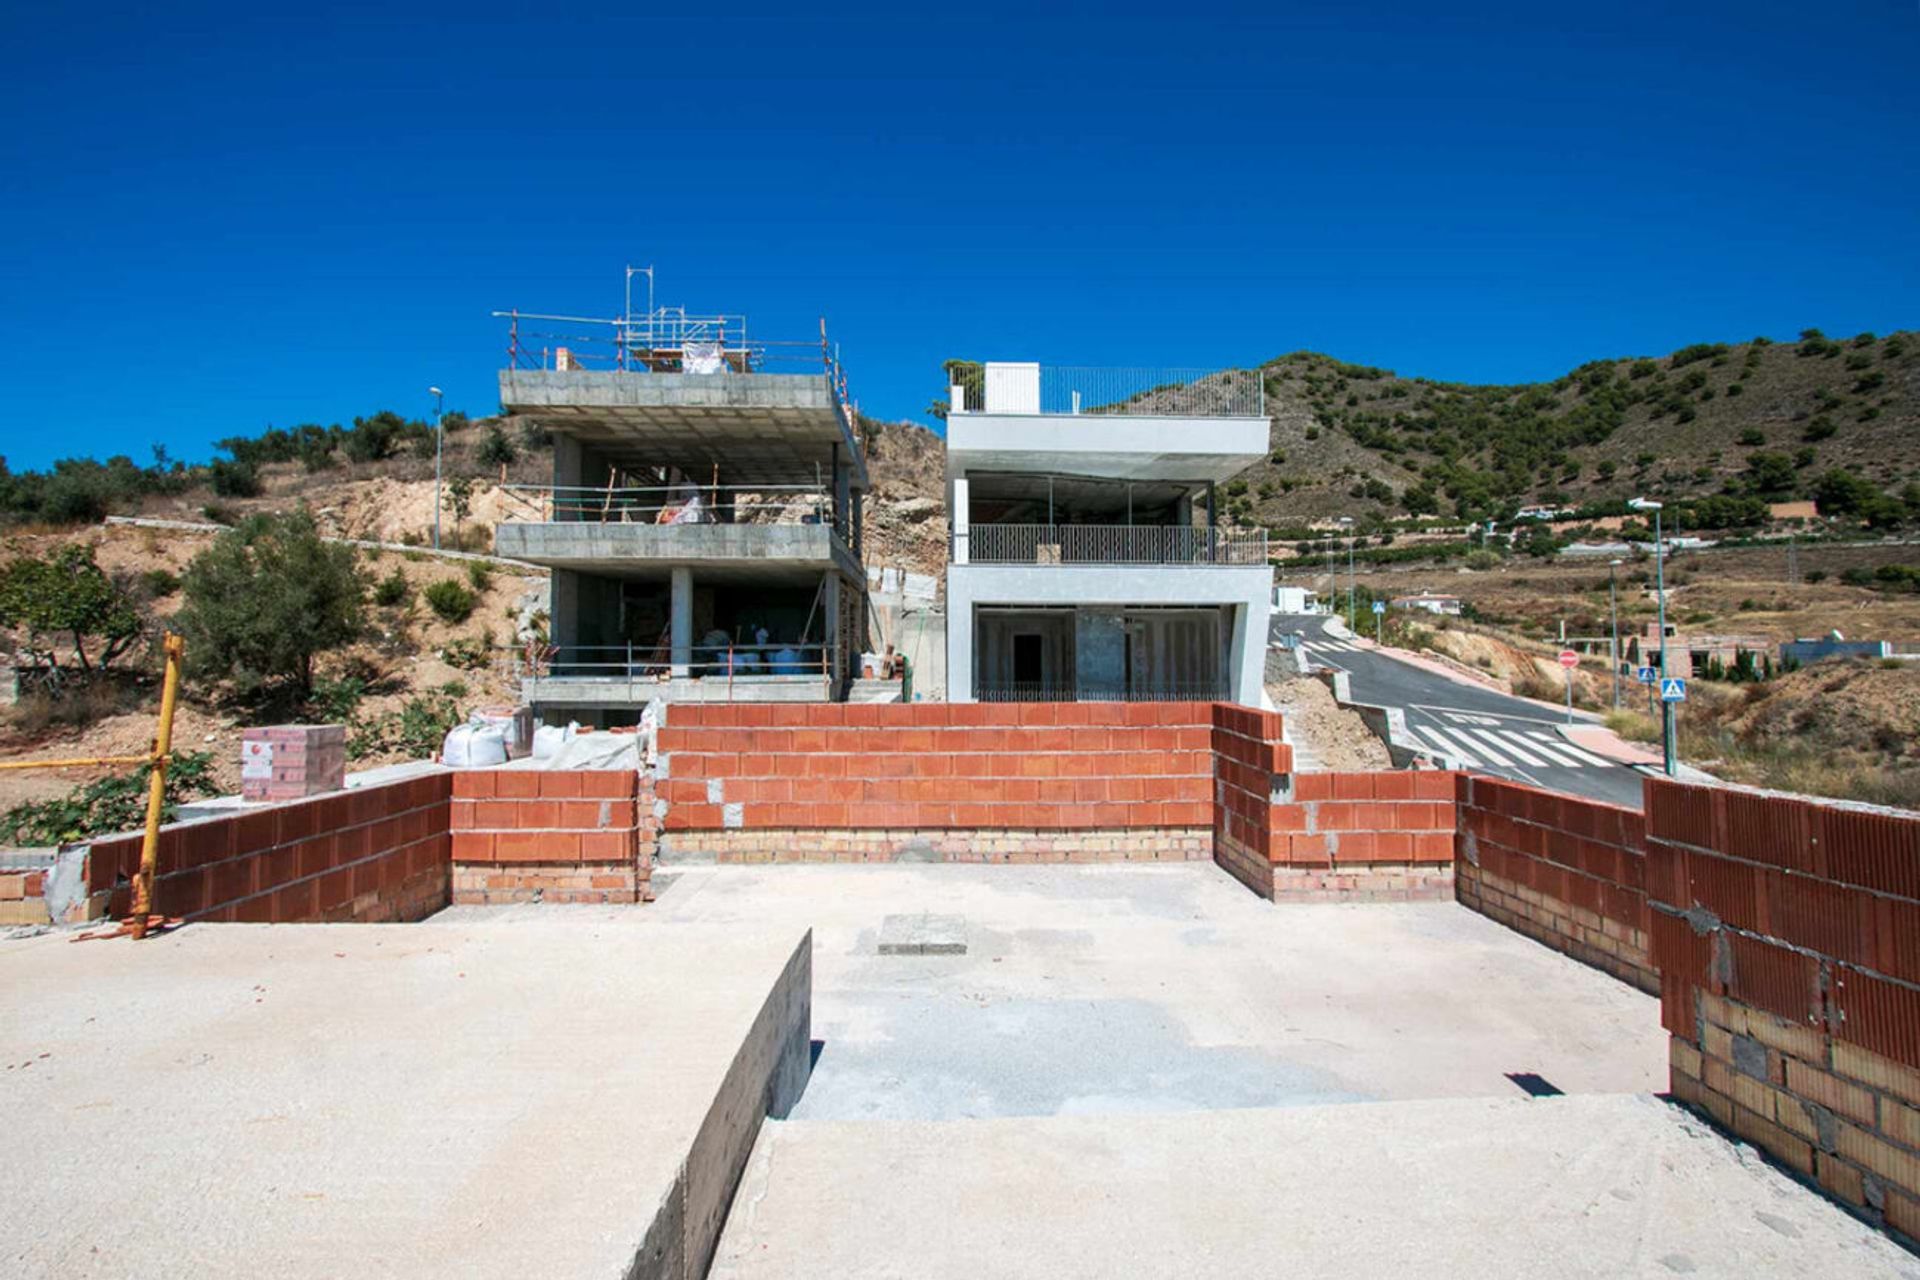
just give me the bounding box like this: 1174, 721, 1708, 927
494, 308, 854, 409
948, 364, 1265, 418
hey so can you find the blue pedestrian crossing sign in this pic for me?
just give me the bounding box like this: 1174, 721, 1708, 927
1371, 601, 1386, 614
1636, 666, 1658, 684
1660, 678, 1688, 703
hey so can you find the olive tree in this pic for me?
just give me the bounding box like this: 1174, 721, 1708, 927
0, 544, 142, 675
176, 510, 364, 696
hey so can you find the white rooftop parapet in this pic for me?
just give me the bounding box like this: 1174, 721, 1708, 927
984, 362, 1041, 415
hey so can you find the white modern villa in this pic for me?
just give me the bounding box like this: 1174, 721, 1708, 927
943, 362, 1272, 706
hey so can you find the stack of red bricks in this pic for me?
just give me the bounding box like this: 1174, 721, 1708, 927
449, 769, 655, 903
84, 772, 450, 923
1647, 777, 1920, 1236
1454, 774, 1654, 992
657, 702, 1217, 863
240, 725, 346, 802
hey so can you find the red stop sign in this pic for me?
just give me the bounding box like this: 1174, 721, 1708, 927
1558, 649, 1579, 669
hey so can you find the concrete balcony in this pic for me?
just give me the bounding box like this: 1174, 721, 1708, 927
495, 521, 862, 582
498, 369, 865, 488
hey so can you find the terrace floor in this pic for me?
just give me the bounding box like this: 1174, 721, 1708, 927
443, 864, 1917, 1277
441, 863, 1669, 1116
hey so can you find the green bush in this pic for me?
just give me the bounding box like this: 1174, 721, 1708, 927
372, 568, 409, 607
477, 424, 518, 470
1738, 428, 1765, 446
348, 683, 465, 761
308, 675, 367, 725
0, 751, 215, 846
208, 458, 262, 498
140, 568, 180, 598
424, 579, 475, 624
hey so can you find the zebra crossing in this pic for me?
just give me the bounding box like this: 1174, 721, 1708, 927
1408, 721, 1616, 770
1302, 639, 1368, 654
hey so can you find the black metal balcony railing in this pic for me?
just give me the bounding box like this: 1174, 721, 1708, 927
509, 643, 838, 700
957, 524, 1267, 566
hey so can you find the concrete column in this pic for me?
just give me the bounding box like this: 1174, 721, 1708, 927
550, 570, 579, 654
823, 570, 842, 696
951, 475, 970, 565
670, 567, 693, 677
552, 437, 583, 521
945, 576, 974, 702
1227, 602, 1266, 707
833, 446, 851, 540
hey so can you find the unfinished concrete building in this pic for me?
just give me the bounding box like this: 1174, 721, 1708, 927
943, 362, 1272, 705
493, 278, 869, 724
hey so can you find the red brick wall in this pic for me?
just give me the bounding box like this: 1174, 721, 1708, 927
1453, 774, 1655, 992
0, 865, 53, 926
82, 772, 451, 924
1210, 704, 1453, 899
1647, 777, 1920, 1235
655, 702, 1218, 862
449, 769, 655, 903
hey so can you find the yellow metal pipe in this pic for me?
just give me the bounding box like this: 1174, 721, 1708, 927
0, 754, 155, 771
130, 633, 186, 940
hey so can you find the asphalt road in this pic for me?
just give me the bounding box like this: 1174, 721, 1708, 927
1272, 613, 1646, 809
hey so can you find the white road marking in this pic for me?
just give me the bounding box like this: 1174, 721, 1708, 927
1475, 729, 1554, 767
1416, 725, 1483, 766
1526, 732, 1616, 767
1458, 728, 1523, 766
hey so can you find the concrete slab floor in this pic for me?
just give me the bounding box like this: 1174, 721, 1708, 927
711, 1093, 1920, 1279
437, 863, 1668, 1120
0, 922, 810, 1279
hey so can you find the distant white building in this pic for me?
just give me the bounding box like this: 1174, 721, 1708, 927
1391, 592, 1463, 617
944, 362, 1271, 706
1513, 504, 1571, 522
1273, 585, 1320, 614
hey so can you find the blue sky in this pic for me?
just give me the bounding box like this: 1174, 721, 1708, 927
1, 1, 1915, 470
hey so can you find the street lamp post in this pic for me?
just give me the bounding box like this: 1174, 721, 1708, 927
430, 387, 445, 551
1632, 499, 1677, 776
1340, 516, 1356, 631
1608, 558, 1623, 711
